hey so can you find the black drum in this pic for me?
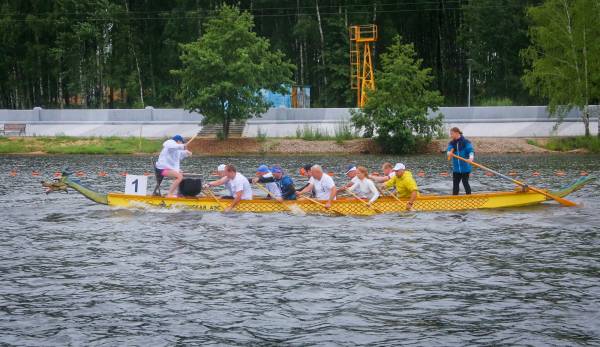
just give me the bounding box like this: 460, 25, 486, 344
178, 178, 203, 197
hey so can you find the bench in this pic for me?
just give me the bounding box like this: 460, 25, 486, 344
0, 123, 26, 136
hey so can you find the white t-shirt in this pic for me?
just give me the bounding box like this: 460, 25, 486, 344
226, 172, 253, 200
309, 174, 336, 200
155, 139, 188, 171
349, 177, 380, 204
349, 176, 361, 192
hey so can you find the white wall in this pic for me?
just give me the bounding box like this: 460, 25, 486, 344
1, 106, 598, 137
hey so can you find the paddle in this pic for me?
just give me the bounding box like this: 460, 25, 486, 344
254, 183, 307, 215
449, 153, 577, 207
345, 189, 382, 213
380, 187, 415, 212
298, 194, 346, 216
203, 187, 224, 211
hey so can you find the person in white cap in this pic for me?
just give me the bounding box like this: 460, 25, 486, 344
384, 163, 419, 210
337, 164, 362, 194
205, 164, 236, 198
297, 164, 337, 209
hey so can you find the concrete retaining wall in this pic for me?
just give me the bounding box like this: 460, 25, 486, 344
0, 106, 598, 137
0, 107, 203, 137
244, 106, 599, 137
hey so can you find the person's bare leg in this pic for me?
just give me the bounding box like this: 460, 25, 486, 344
166, 171, 183, 197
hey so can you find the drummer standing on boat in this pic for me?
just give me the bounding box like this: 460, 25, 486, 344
155, 135, 192, 198
447, 127, 475, 195
297, 165, 336, 209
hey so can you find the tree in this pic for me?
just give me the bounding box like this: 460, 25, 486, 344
173, 5, 294, 138
522, 0, 600, 137
351, 35, 444, 154
461, 0, 539, 105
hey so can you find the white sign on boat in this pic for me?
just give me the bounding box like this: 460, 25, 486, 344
125, 175, 148, 196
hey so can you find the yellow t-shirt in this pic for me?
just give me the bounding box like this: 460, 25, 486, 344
385, 170, 419, 198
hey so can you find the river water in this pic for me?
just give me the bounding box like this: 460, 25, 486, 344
0, 154, 599, 346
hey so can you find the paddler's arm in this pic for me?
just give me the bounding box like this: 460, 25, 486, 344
224, 190, 242, 212
297, 183, 314, 196
406, 190, 417, 211
325, 186, 336, 209
205, 176, 228, 188
370, 175, 390, 183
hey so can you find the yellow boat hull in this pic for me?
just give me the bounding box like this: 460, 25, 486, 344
107, 189, 560, 216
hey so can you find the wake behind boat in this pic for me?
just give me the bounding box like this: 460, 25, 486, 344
42, 171, 594, 216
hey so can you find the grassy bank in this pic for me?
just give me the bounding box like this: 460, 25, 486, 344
0, 136, 164, 154
529, 136, 600, 153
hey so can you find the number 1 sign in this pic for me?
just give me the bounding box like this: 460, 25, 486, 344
125, 175, 148, 196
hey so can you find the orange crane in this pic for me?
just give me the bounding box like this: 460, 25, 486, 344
349, 24, 377, 108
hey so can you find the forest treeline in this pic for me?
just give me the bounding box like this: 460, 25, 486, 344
0, 0, 542, 109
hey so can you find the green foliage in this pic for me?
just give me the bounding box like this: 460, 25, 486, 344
460, 0, 536, 104
0, 1, 544, 110
172, 5, 294, 138
478, 97, 514, 106
256, 128, 268, 142
295, 126, 329, 141
0, 136, 163, 154
351, 36, 444, 154
522, 0, 600, 136
541, 136, 600, 153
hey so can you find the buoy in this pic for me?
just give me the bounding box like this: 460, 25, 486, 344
580, 171, 589, 176
508, 171, 517, 177
143, 172, 151, 176
417, 171, 425, 177
53, 172, 62, 178
439, 172, 449, 177
98, 171, 108, 177
120, 172, 127, 177
75, 171, 85, 177
485, 172, 494, 177
556, 171, 566, 177
532, 171, 540, 177
9, 171, 17, 177
31, 171, 40, 176
299, 168, 306, 176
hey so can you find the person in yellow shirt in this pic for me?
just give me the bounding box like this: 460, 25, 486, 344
384, 163, 419, 210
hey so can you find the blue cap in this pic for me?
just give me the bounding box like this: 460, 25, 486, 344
257, 164, 270, 173
172, 135, 184, 143
271, 165, 283, 174
345, 164, 357, 175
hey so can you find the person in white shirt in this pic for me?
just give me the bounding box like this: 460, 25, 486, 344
205, 164, 253, 212
337, 164, 362, 195
348, 166, 380, 205
297, 164, 336, 209
155, 135, 192, 198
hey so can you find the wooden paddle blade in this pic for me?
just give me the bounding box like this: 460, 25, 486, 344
528, 186, 578, 207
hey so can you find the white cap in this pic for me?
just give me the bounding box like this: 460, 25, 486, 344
393, 163, 406, 171
217, 164, 226, 171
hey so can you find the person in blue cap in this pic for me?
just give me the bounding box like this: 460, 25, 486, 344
270, 165, 297, 200
250, 164, 282, 201
155, 134, 192, 197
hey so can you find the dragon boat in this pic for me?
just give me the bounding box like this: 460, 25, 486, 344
41, 171, 594, 216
